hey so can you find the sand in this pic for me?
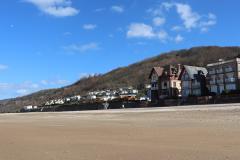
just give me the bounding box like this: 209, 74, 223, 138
0, 104, 240, 160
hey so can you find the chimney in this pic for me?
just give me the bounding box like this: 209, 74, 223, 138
169, 65, 172, 75
178, 64, 181, 73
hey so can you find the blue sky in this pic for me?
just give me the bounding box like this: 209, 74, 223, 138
0, 0, 240, 100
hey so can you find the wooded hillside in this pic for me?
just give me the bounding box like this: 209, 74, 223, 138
1, 46, 240, 112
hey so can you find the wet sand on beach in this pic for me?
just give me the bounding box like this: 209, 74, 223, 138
0, 104, 240, 160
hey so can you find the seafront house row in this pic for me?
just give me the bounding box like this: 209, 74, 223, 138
207, 58, 240, 95
178, 65, 208, 98
149, 58, 240, 102
149, 65, 181, 102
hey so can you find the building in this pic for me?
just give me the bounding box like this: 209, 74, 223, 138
23, 105, 38, 111
149, 65, 181, 102
179, 65, 208, 97
207, 58, 240, 94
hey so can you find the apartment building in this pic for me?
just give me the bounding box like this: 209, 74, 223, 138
149, 65, 181, 102
179, 65, 208, 97
207, 58, 240, 94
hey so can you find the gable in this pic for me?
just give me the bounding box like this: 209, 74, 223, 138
183, 65, 208, 80
181, 70, 190, 81
149, 67, 164, 79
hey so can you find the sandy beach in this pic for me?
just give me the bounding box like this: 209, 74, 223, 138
0, 104, 240, 160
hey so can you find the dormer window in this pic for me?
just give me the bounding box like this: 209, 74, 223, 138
164, 82, 167, 87
151, 73, 158, 82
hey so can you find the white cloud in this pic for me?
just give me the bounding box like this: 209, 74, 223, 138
153, 17, 166, 26
0, 83, 10, 89
0, 77, 73, 99
157, 30, 168, 41
199, 13, 217, 29
127, 23, 155, 39
175, 3, 200, 30
161, 2, 174, 11
147, 6, 162, 16
127, 23, 169, 41
127, 2, 216, 43
0, 78, 71, 99
111, 5, 124, 13
40, 80, 48, 85
0, 81, 40, 97
16, 89, 29, 95
79, 73, 96, 79
83, 24, 97, 30
171, 25, 183, 31
41, 79, 69, 85
175, 34, 184, 43
20, 81, 40, 89
0, 64, 8, 70
152, 2, 217, 31
64, 42, 99, 53
24, 0, 79, 17
208, 13, 216, 20
56, 79, 69, 85
200, 27, 209, 33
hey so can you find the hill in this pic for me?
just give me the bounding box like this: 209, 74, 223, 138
1, 46, 240, 112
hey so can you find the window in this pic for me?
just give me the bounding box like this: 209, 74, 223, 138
183, 89, 190, 97
182, 81, 189, 88
192, 80, 200, 88
151, 73, 158, 82
225, 65, 233, 72
182, 72, 189, 80
173, 82, 176, 87
208, 68, 215, 74
151, 83, 158, 89
219, 85, 225, 93
210, 85, 218, 93
193, 89, 201, 96
216, 67, 223, 73
225, 73, 235, 82
162, 82, 168, 89
211, 75, 215, 81
217, 74, 224, 83
226, 84, 236, 90
210, 76, 216, 84
193, 79, 198, 84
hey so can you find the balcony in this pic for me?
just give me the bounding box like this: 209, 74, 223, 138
216, 79, 224, 84
225, 78, 236, 83
225, 67, 233, 72
151, 86, 158, 90
209, 80, 216, 85
208, 70, 215, 75
192, 83, 200, 88
216, 69, 223, 74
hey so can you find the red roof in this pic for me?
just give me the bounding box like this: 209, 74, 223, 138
149, 67, 164, 79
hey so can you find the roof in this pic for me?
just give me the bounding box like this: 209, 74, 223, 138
207, 58, 240, 67
183, 65, 208, 79
163, 65, 181, 76
149, 67, 164, 79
